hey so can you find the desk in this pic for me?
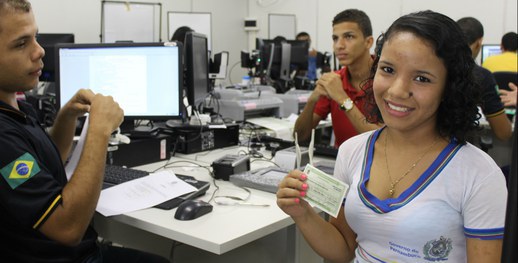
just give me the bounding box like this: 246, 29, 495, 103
94, 146, 324, 262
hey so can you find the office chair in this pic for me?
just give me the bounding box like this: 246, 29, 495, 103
493, 71, 517, 91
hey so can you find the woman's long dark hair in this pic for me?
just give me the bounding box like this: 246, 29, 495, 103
362, 10, 481, 144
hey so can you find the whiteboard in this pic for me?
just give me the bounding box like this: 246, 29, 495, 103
101, 1, 161, 43
168, 12, 212, 50
269, 14, 296, 39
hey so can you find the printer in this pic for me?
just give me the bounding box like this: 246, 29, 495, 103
214, 85, 282, 121
269, 89, 311, 118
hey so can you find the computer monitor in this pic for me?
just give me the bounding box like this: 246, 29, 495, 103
256, 38, 309, 80
184, 32, 210, 112
481, 44, 501, 64
37, 33, 75, 82
256, 38, 289, 81
209, 51, 229, 80
286, 40, 309, 71
55, 42, 183, 129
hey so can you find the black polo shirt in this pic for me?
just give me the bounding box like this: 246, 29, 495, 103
474, 65, 506, 117
0, 100, 98, 262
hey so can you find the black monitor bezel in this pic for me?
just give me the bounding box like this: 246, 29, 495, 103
184, 32, 210, 112
37, 33, 75, 82
255, 38, 309, 79
54, 41, 184, 121
286, 39, 309, 70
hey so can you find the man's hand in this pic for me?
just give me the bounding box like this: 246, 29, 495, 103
499, 82, 517, 107
309, 48, 317, 57
317, 72, 349, 104
308, 82, 328, 104
88, 93, 124, 136
61, 89, 95, 119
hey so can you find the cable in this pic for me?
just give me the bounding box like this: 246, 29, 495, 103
151, 159, 219, 203
227, 60, 242, 86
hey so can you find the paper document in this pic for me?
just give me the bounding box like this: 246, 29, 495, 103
65, 115, 89, 181
96, 171, 198, 216
303, 164, 349, 218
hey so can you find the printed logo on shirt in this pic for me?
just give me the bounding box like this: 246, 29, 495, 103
1, 152, 41, 189
423, 236, 453, 261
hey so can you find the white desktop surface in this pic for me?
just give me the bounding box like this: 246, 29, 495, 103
93, 146, 306, 256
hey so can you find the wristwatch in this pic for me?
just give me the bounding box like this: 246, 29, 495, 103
340, 98, 353, 112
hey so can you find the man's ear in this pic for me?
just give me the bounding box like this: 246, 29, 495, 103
365, 35, 374, 50
470, 38, 483, 58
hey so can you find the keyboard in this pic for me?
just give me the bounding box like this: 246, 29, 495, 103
313, 143, 338, 158
255, 135, 294, 151
103, 164, 210, 210
103, 164, 149, 186
256, 135, 338, 158
229, 167, 289, 193
229, 160, 335, 193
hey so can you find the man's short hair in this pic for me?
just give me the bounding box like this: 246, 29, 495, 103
0, 0, 31, 33
332, 9, 372, 38
296, 32, 310, 40
456, 17, 484, 45
501, 32, 517, 52
0, 0, 31, 13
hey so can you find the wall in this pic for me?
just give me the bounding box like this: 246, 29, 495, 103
30, 0, 517, 81
249, 0, 517, 64
30, 0, 248, 84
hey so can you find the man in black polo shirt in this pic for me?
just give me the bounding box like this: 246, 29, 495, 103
0, 1, 168, 262
457, 17, 513, 142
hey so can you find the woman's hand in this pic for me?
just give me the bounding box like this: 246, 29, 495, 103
276, 170, 311, 219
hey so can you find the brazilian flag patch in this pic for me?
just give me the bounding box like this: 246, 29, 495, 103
1, 152, 41, 189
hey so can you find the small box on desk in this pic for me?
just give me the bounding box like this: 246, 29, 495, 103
106, 135, 171, 167
212, 154, 250, 181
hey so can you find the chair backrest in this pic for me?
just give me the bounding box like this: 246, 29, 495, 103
493, 71, 517, 91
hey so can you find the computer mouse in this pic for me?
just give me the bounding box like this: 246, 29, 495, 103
174, 200, 213, 221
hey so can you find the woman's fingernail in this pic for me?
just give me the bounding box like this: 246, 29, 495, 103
302, 183, 308, 190
295, 198, 300, 203
301, 174, 307, 180
300, 191, 306, 197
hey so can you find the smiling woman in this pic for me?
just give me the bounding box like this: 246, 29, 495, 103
366, 12, 480, 144
276, 10, 507, 263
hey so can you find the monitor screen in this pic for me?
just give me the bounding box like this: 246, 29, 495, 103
184, 32, 210, 112
37, 33, 75, 82
481, 44, 501, 64
55, 42, 183, 121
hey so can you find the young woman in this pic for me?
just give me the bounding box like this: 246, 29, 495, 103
277, 10, 507, 262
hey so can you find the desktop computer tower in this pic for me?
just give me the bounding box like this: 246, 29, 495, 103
106, 135, 171, 167
173, 123, 240, 154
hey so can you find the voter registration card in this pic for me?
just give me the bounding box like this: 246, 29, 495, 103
302, 164, 349, 218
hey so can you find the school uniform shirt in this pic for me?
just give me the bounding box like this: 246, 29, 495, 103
0, 100, 98, 263
335, 129, 507, 262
